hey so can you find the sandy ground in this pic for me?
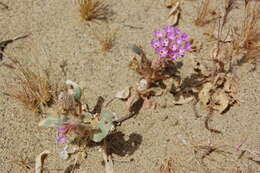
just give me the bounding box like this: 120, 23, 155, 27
0, 0, 259, 172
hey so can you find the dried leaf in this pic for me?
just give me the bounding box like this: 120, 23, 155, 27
103, 152, 114, 173
35, 150, 50, 173
126, 92, 140, 110
168, 1, 180, 16
213, 73, 226, 87
137, 79, 149, 92
115, 87, 131, 99
212, 91, 230, 113
167, 2, 180, 25
128, 57, 140, 72
168, 10, 180, 26
224, 77, 238, 93
199, 82, 213, 105
172, 95, 194, 105
142, 98, 156, 109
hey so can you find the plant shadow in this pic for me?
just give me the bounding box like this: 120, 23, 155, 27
106, 131, 142, 156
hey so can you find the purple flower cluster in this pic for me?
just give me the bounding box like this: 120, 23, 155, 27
56, 127, 66, 144
151, 25, 191, 60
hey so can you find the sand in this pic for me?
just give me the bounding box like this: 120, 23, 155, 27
0, 0, 259, 172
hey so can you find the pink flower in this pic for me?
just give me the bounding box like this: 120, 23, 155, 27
58, 127, 65, 134
167, 32, 176, 40
153, 29, 165, 38
253, 151, 260, 157
168, 42, 178, 51
160, 38, 170, 47
56, 136, 66, 144
156, 47, 168, 58
184, 42, 192, 50
163, 25, 174, 33
151, 39, 161, 49
151, 26, 191, 60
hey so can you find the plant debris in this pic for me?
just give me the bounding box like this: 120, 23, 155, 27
35, 150, 50, 173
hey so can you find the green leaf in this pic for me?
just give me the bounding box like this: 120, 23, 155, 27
73, 87, 81, 101
39, 116, 67, 128
91, 109, 114, 142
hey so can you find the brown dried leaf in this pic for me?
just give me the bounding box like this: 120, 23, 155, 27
213, 73, 226, 87
115, 87, 131, 99
128, 57, 140, 72
126, 92, 140, 111
35, 150, 50, 173
224, 77, 238, 94
168, 1, 180, 16
142, 98, 156, 109
167, 11, 180, 25
167, 2, 180, 25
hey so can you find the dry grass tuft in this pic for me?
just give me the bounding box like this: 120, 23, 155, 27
78, 0, 112, 22
232, 2, 260, 65
194, 0, 210, 26
1, 54, 54, 113
88, 24, 116, 52
156, 159, 175, 173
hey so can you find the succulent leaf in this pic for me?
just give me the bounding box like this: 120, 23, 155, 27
91, 109, 114, 142
39, 116, 68, 128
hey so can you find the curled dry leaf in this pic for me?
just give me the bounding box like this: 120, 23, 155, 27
137, 79, 149, 92
224, 77, 238, 94
198, 82, 213, 105
213, 73, 226, 87
115, 87, 131, 99
35, 150, 50, 173
142, 98, 156, 109
128, 57, 139, 72
212, 90, 230, 113
126, 92, 140, 111
172, 95, 194, 105
167, 1, 180, 25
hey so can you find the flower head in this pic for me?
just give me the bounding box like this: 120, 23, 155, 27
151, 25, 191, 60
58, 127, 65, 134
156, 47, 168, 58
56, 136, 66, 144
153, 29, 165, 38
151, 39, 161, 49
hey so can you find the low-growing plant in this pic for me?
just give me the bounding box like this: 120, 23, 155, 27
111, 25, 192, 111
1, 53, 54, 113
78, 0, 112, 22
88, 24, 116, 52
39, 80, 116, 145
